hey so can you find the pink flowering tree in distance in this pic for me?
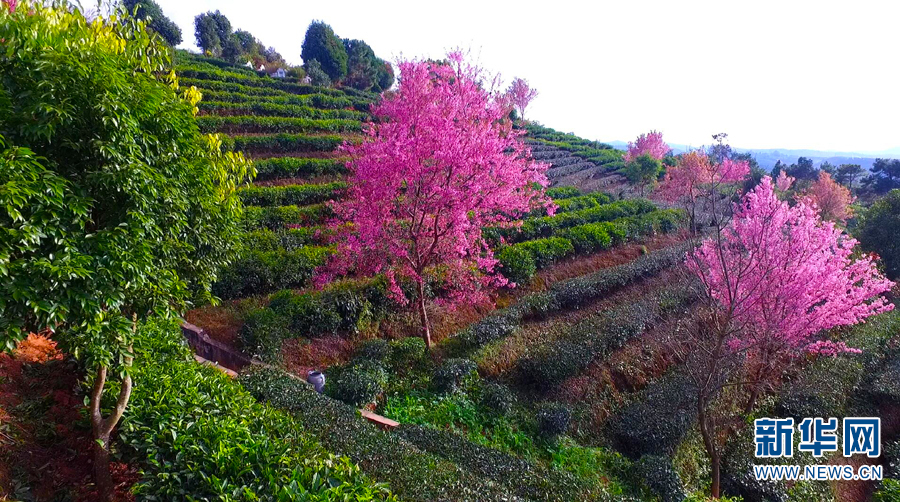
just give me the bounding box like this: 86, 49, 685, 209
806, 170, 855, 223
505, 77, 538, 122
623, 130, 668, 162
321, 53, 552, 348
657, 150, 750, 232
677, 176, 894, 497
622, 131, 669, 196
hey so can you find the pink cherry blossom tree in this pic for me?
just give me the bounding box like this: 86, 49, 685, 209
676, 176, 893, 497
656, 150, 750, 233
321, 53, 552, 347
623, 130, 668, 162
505, 77, 538, 122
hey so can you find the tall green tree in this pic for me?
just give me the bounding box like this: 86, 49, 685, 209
194, 10, 232, 56
623, 153, 662, 196
0, 3, 252, 498
301, 21, 348, 81
122, 0, 181, 46
856, 189, 900, 280
836, 163, 864, 190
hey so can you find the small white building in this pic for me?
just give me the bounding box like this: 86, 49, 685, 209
270, 68, 287, 79
300, 75, 311, 84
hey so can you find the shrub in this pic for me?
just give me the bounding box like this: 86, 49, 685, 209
536, 402, 571, 440
433, 358, 478, 393
239, 308, 290, 360
544, 186, 581, 199
479, 383, 516, 417
123, 320, 396, 501
354, 339, 391, 364
241, 366, 515, 502
608, 372, 697, 459
874, 480, 900, 502
327, 361, 388, 406
517, 236, 574, 268
635, 455, 686, 502
495, 245, 536, 285
495, 198, 657, 243
552, 192, 612, 213
389, 337, 428, 371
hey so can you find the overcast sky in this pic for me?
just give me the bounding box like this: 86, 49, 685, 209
156, 0, 900, 153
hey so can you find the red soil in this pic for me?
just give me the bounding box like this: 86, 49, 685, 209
0, 335, 138, 501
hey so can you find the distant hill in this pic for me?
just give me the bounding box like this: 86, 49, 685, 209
606, 140, 900, 172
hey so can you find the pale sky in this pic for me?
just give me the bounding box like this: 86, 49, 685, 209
157, 0, 900, 153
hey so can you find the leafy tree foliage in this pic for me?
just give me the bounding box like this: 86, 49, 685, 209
306, 59, 331, 86
856, 189, 900, 280
835, 163, 864, 190
0, 3, 252, 497
865, 158, 900, 194
123, 0, 181, 46
623, 153, 662, 196
302, 21, 348, 81
344, 38, 394, 92
194, 10, 232, 56
320, 53, 552, 347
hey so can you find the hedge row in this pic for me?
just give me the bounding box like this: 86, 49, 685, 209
544, 186, 582, 199
607, 371, 698, 459
198, 115, 362, 135
199, 99, 368, 120
493, 198, 658, 244
238, 181, 347, 207
213, 246, 332, 299
241, 366, 518, 502
525, 124, 616, 151
254, 157, 348, 180
242, 203, 330, 230
242, 227, 326, 251
224, 133, 345, 154
516, 284, 696, 390
174, 51, 258, 75
553, 192, 613, 212
121, 319, 396, 501
185, 78, 371, 112
178, 66, 346, 97
449, 243, 692, 354
395, 424, 587, 501
497, 209, 685, 284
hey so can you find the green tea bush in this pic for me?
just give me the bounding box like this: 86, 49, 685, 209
198, 115, 362, 134
433, 358, 479, 393
241, 227, 325, 251
517, 236, 575, 267
495, 246, 537, 285
123, 320, 396, 501
199, 99, 368, 120
544, 186, 581, 199
254, 157, 348, 180
608, 372, 697, 459
395, 424, 586, 501
634, 455, 686, 502
225, 133, 344, 154
242, 203, 330, 229
479, 383, 516, 417
241, 366, 517, 502
355, 339, 392, 364
239, 308, 290, 360
389, 337, 428, 371
454, 243, 691, 353
213, 246, 332, 299
496, 198, 657, 243
327, 361, 389, 406
536, 403, 572, 440
517, 286, 696, 391
178, 66, 345, 97
552, 192, 613, 213
238, 182, 347, 207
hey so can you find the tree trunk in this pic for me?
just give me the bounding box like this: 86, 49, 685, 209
416, 280, 432, 348
89, 343, 134, 501
698, 397, 721, 499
